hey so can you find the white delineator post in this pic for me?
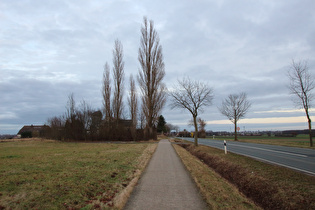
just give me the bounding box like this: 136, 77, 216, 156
224, 140, 227, 154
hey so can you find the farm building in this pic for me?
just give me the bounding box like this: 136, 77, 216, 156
17, 125, 49, 138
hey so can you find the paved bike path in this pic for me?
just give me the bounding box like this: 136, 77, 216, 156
124, 139, 207, 210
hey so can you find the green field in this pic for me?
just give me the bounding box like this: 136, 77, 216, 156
0, 139, 155, 209
209, 134, 313, 148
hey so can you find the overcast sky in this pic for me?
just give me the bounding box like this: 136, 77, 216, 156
1, 0, 315, 134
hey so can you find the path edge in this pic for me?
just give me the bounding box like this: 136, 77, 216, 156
113, 143, 158, 209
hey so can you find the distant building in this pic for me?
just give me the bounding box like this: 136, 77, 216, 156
18, 125, 49, 138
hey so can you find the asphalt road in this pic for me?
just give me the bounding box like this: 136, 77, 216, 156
179, 137, 315, 176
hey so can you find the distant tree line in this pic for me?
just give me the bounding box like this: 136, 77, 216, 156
45, 94, 139, 141
45, 17, 166, 141
39, 17, 314, 147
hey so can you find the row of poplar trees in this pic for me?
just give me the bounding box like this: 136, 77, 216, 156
46, 17, 166, 141
102, 16, 166, 140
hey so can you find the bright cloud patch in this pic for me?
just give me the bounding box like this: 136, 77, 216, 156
207, 116, 314, 125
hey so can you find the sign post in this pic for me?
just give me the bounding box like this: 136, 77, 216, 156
224, 140, 227, 154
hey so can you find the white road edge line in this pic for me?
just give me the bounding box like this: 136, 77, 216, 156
181, 138, 315, 176
239, 153, 315, 176
194, 141, 315, 176
228, 143, 308, 158
180, 138, 307, 158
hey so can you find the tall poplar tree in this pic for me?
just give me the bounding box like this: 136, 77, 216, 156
138, 17, 166, 140
112, 39, 125, 120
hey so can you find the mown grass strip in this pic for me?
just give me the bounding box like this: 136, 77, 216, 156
0, 140, 156, 209
178, 142, 315, 209
173, 144, 259, 209
211, 135, 313, 148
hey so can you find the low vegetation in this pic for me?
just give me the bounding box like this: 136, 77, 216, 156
211, 134, 313, 148
176, 140, 315, 209
0, 139, 156, 209
173, 144, 259, 209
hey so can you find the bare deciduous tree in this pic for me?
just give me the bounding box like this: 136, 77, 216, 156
138, 17, 166, 140
219, 92, 251, 141
128, 74, 138, 140
47, 116, 64, 140
78, 100, 93, 140
189, 117, 207, 132
66, 93, 76, 123
64, 93, 85, 140
165, 123, 179, 133
102, 62, 112, 121
288, 60, 314, 147
112, 39, 125, 120
198, 118, 207, 132
170, 78, 214, 146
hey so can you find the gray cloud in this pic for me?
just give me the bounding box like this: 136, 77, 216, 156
1, 0, 315, 134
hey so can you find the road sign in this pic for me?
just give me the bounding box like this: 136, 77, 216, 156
237, 127, 240, 131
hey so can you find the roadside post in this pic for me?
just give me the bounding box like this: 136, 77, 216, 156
213, 135, 215, 139
224, 140, 227, 154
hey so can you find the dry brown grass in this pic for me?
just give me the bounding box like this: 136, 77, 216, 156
173, 144, 260, 209
113, 143, 157, 209
179, 143, 315, 210
212, 135, 313, 148
0, 137, 50, 143
0, 140, 157, 209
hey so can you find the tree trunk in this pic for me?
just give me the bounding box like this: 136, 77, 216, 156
234, 121, 238, 141
193, 116, 198, 146
305, 108, 313, 147
308, 118, 313, 147
145, 124, 156, 140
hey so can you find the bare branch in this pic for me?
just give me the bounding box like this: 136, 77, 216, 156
102, 62, 112, 121
170, 77, 214, 117
66, 93, 76, 122
169, 77, 214, 145
288, 60, 314, 110
128, 74, 138, 128
219, 92, 251, 141
288, 59, 314, 146
112, 39, 125, 120
138, 17, 166, 140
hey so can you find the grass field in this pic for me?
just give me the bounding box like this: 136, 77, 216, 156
175, 140, 315, 209
209, 134, 313, 148
0, 139, 156, 209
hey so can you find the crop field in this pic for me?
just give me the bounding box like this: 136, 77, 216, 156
211, 134, 313, 148
0, 139, 156, 209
